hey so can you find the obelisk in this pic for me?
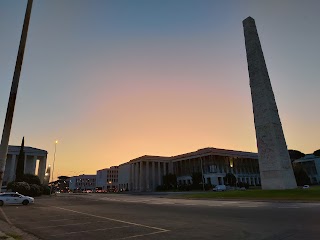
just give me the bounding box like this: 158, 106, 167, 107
243, 17, 297, 189
0, 0, 33, 191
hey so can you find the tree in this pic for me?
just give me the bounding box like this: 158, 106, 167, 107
191, 172, 202, 185
15, 137, 25, 181
293, 164, 310, 186
58, 176, 70, 180
223, 173, 237, 186
313, 149, 320, 157
288, 150, 305, 161
162, 174, 177, 188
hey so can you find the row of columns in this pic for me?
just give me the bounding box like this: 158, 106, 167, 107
3, 154, 47, 184
130, 161, 172, 192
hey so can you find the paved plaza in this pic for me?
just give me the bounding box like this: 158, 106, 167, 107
0, 193, 319, 240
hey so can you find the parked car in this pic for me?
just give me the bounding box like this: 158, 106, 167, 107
0, 192, 34, 206
213, 185, 227, 192
302, 185, 310, 189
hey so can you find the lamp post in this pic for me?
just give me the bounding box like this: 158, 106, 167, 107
50, 140, 58, 194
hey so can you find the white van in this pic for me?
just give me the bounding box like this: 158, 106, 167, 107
213, 185, 226, 191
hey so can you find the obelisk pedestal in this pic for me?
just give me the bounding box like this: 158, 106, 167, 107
243, 17, 297, 189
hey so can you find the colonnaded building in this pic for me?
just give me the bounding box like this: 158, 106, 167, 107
2, 145, 48, 186
118, 147, 260, 192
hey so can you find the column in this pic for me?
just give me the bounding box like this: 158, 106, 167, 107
135, 163, 138, 191
139, 161, 143, 191
152, 161, 155, 190
158, 162, 161, 186
163, 162, 167, 176
130, 163, 134, 191
38, 155, 47, 184
146, 161, 150, 191
9, 155, 16, 182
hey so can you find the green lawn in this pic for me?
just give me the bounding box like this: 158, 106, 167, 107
176, 186, 320, 201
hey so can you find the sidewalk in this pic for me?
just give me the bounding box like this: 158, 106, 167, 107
0, 213, 40, 240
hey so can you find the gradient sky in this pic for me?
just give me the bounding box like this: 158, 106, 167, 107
0, 0, 319, 180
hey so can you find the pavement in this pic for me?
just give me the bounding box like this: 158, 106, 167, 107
0, 193, 320, 239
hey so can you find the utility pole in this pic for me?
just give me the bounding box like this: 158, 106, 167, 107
0, 0, 33, 191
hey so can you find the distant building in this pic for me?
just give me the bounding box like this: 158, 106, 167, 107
69, 174, 96, 192
118, 163, 130, 191
3, 145, 47, 186
117, 147, 260, 192
293, 154, 320, 184
96, 166, 118, 190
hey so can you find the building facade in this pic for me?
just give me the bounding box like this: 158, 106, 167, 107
96, 166, 119, 190
69, 174, 96, 192
293, 154, 320, 184
3, 145, 48, 186
118, 147, 260, 192
118, 163, 130, 191
173, 148, 260, 186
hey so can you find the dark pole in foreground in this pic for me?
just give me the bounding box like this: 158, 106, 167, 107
0, 0, 33, 191
243, 16, 296, 189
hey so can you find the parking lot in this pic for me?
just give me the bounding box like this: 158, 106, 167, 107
1, 200, 169, 240
1, 194, 320, 240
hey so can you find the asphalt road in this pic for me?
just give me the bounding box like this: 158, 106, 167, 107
1, 193, 320, 240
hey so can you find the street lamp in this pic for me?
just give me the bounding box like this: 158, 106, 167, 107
50, 140, 58, 194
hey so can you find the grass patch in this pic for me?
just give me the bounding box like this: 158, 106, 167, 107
177, 186, 320, 201
5, 233, 22, 240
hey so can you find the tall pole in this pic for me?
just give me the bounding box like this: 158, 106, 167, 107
50, 140, 58, 194
0, 0, 33, 191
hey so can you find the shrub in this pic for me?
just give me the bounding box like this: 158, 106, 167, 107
41, 185, 51, 195
20, 174, 41, 185
11, 182, 30, 195
29, 184, 42, 197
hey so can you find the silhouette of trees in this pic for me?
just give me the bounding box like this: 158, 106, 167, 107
15, 137, 25, 181
313, 149, 320, 157
288, 150, 305, 161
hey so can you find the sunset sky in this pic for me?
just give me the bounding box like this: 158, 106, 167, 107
0, 0, 319, 180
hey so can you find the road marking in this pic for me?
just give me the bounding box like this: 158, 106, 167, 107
112, 230, 170, 239
47, 216, 93, 222
49, 225, 131, 236
0, 208, 12, 225
55, 206, 169, 232
278, 206, 300, 209
27, 220, 113, 229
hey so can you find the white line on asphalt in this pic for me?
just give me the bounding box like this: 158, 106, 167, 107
47, 216, 93, 222
112, 230, 170, 240
49, 225, 131, 236
27, 220, 113, 229
278, 206, 300, 209
55, 206, 170, 232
